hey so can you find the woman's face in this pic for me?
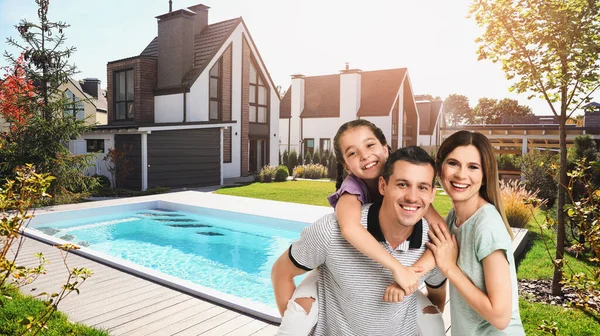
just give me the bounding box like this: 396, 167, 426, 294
439, 145, 484, 204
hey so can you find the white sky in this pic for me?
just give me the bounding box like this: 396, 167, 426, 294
1, 0, 597, 116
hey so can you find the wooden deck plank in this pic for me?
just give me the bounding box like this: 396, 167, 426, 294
200, 314, 257, 335
224, 319, 273, 336
250, 324, 279, 336
143, 301, 219, 335
172, 310, 241, 336
167, 306, 229, 336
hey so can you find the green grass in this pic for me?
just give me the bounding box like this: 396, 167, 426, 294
0, 287, 108, 336
215, 180, 454, 215
517, 212, 596, 280
519, 299, 600, 335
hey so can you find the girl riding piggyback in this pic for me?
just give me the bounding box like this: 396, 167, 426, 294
277, 120, 444, 335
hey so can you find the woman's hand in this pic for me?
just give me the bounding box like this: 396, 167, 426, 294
426, 222, 459, 277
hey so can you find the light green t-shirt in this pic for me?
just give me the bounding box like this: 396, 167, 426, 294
447, 203, 525, 335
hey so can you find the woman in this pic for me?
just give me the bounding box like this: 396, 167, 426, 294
426, 131, 525, 335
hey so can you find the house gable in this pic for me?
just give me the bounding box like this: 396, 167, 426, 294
357, 68, 407, 117
280, 86, 291, 118
300, 74, 340, 118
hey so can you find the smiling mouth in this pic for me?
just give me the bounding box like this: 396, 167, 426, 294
400, 204, 420, 212
362, 161, 377, 170
450, 181, 470, 189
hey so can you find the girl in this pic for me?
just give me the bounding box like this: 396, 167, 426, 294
278, 119, 444, 335
427, 130, 525, 335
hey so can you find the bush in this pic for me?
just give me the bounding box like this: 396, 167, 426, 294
500, 180, 546, 228
274, 165, 289, 182
92, 174, 111, 188
288, 150, 298, 174
497, 154, 519, 171
258, 165, 277, 183
293, 164, 328, 179
304, 151, 312, 164
328, 152, 337, 179
281, 150, 289, 168
312, 151, 320, 166
520, 150, 558, 208
320, 150, 329, 167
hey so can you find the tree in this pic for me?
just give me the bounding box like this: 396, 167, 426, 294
471, 97, 533, 124
415, 94, 443, 102
0, 53, 36, 129
1, 0, 96, 201
443, 94, 472, 126
470, 0, 600, 295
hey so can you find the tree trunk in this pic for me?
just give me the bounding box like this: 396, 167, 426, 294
553, 115, 567, 295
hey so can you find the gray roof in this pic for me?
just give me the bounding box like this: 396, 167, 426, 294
139, 17, 241, 87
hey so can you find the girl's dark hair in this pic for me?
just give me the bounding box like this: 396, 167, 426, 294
333, 119, 388, 190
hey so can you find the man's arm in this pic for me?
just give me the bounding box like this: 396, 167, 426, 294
425, 281, 447, 313
271, 248, 309, 316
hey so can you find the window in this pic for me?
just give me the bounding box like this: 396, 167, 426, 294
249, 60, 268, 123
64, 90, 84, 120
86, 139, 105, 153
209, 60, 221, 120
304, 138, 315, 155
114, 69, 134, 120
320, 138, 331, 152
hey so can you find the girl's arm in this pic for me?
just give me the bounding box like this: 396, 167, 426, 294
427, 223, 512, 330
336, 193, 422, 294
411, 205, 445, 273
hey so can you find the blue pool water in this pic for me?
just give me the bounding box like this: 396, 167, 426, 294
33, 209, 305, 309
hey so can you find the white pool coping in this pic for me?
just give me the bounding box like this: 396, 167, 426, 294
23, 191, 334, 323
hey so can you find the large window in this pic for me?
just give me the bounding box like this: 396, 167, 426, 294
86, 139, 105, 153
114, 69, 134, 120
209, 60, 221, 120
249, 60, 268, 123
64, 90, 84, 120
304, 138, 315, 155
320, 138, 331, 152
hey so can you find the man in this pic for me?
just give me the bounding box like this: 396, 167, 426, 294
271, 146, 447, 335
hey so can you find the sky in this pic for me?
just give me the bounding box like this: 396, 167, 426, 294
0, 0, 597, 116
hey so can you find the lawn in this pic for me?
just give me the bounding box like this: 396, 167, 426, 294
215, 180, 600, 334
0, 287, 108, 336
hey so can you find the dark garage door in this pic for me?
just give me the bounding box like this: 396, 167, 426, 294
114, 134, 142, 190
147, 128, 220, 188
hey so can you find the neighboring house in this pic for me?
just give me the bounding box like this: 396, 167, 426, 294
75, 3, 280, 190
61, 78, 108, 125
415, 97, 443, 151
0, 77, 107, 131
279, 66, 441, 156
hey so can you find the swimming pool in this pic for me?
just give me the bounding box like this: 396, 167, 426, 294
25, 193, 333, 322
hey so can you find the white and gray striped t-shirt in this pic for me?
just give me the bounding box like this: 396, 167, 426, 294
290, 202, 446, 336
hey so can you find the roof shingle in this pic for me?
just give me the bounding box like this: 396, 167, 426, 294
300, 74, 340, 118
357, 68, 407, 117
280, 86, 292, 118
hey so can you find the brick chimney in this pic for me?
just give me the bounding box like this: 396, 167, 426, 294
187, 4, 210, 34
339, 63, 362, 120
155, 8, 196, 89
81, 78, 101, 98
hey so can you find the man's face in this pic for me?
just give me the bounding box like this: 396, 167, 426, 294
378, 160, 435, 228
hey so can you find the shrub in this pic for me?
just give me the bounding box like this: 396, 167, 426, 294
281, 150, 289, 168
304, 151, 312, 165
274, 165, 289, 182
500, 180, 546, 228
520, 150, 558, 208
288, 150, 298, 173
293, 164, 328, 179
320, 150, 329, 167
312, 151, 320, 166
328, 152, 337, 179
258, 165, 277, 183
497, 154, 519, 171
92, 174, 111, 188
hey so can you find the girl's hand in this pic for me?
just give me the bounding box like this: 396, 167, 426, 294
391, 264, 423, 295
426, 222, 459, 276
383, 282, 406, 302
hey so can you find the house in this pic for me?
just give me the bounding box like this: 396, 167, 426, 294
415, 97, 443, 151
75, 3, 280, 190
0, 77, 107, 132
279, 66, 442, 157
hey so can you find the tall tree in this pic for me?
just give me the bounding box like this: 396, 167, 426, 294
0, 53, 36, 129
1, 0, 95, 200
470, 0, 600, 295
443, 94, 472, 126
471, 97, 533, 124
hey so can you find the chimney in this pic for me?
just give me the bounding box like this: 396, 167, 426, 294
155, 7, 196, 89
339, 64, 362, 120
290, 74, 305, 152
81, 78, 101, 98
187, 4, 210, 34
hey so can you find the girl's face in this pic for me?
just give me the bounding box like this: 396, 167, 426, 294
339, 126, 389, 181
439, 145, 484, 204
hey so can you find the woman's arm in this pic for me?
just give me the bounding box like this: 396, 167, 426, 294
427, 223, 513, 330
336, 193, 422, 294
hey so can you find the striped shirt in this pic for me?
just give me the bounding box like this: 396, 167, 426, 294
290, 202, 447, 336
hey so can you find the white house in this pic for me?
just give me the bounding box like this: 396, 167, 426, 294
75, 3, 280, 190
279, 66, 442, 157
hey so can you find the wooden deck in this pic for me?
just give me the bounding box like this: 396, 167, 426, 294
14, 236, 279, 336
13, 227, 528, 336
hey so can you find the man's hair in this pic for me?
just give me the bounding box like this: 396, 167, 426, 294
381, 146, 436, 185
